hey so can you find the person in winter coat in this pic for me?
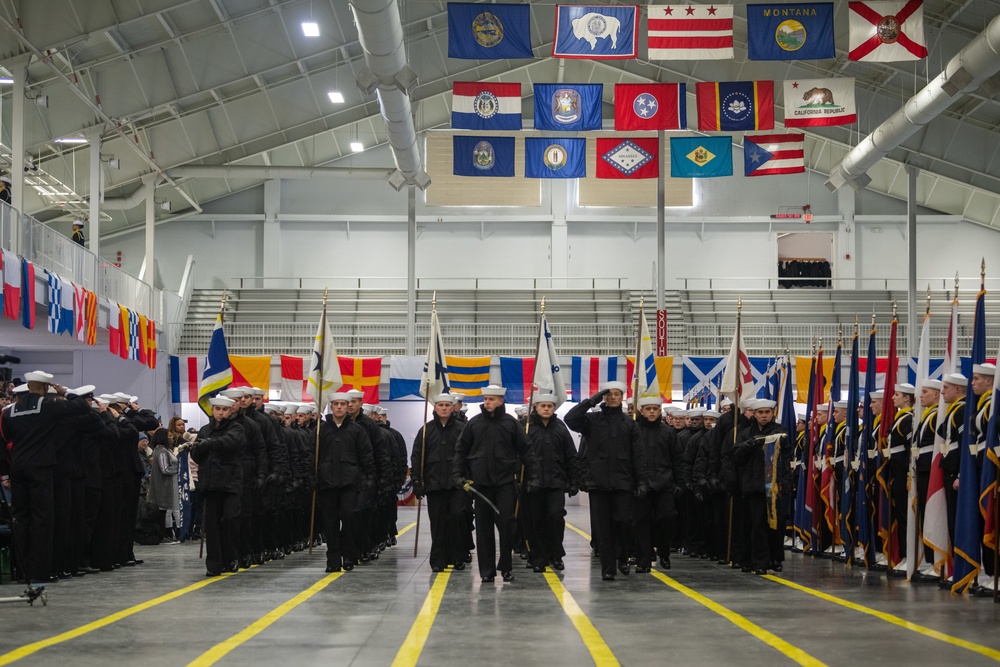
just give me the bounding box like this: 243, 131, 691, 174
147, 429, 179, 542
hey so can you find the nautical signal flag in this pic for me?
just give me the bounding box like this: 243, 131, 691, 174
446, 356, 491, 400
747, 3, 835, 61
743, 133, 805, 177
848, 0, 927, 62
783, 78, 856, 127
596, 138, 659, 179
647, 4, 734, 60
451, 82, 522, 130
170, 355, 206, 403
453, 136, 515, 177
625, 356, 674, 401
280, 355, 310, 402
229, 355, 271, 393
1, 249, 20, 321
613, 83, 686, 131
570, 356, 621, 402
447, 3, 533, 60
696, 81, 774, 131
524, 137, 586, 179
552, 4, 639, 59
338, 357, 382, 404
20, 258, 36, 330
499, 357, 539, 404
533, 83, 603, 132
670, 136, 732, 178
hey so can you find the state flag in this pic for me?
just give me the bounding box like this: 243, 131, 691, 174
229, 355, 271, 393
697, 81, 774, 131
451, 82, 522, 130
744, 133, 805, 177
338, 356, 382, 404
647, 4, 734, 60
389, 355, 426, 400
447, 3, 533, 60
613, 83, 686, 131
1, 249, 20, 321
849, 0, 926, 62
553, 5, 639, 59
453, 136, 515, 177
670, 136, 732, 178
783, 78, 857, 127
20, 258, 36, 330
747, 3, 835, 61
570, 356, 621, 402
596, 138, 659, 179
169, 356, 205, 403
280, 355, 310, 402
533, 83, 603, 132
525, 138, 586, 179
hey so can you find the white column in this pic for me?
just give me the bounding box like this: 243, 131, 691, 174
262, 179, 281, 286
906, 166, 918, 353
144, 174, 156, 284
88, 129, 103, 258
836, 187, 858, 289
406, 186, 416, 356
10, 54, 28, 253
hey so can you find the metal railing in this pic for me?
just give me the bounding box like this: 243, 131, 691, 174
229, 275, 630, 290
682, 277, 1000, 290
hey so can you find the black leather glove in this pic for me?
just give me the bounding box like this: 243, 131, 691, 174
412, 481, 425, 499
634, 482, 649, 499
266, 473, 278, 485
256, 475, 267, 490
567, 486, 579, 497
589, 389, 609, 404
673, 486, 685, 498
694, 489, 705, 502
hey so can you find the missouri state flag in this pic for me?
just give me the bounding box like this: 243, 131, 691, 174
670, 136, 733, 178
697, 81, 774, 131
613, 83, 686, 131
451, 82, 522, 130
596, 138, 659, 179
524, 137, 586, 179
552, 4, 639, 59
453, 135, 515, 177
647, 4, 734, 60
447, 3, 533, 60
783, 78, 857, 127
747, 3, 835, 61
533, 83, 603, 132
849, 0, 927, 62
744, 133, 805, 176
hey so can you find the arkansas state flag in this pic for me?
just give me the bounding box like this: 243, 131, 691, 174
697, 81, 774, 131
499, 357, 536, 403
20, 258, 36, 330
339, 357, 382, 404
596, 138, 659, 179
744, 133, 805, 176
280, 355, 310, 402
647, 4, 734, 60
613, 83, 686, 131
451, 82, 522, 130
849, 0, 926, 62
169, 356, 205, 403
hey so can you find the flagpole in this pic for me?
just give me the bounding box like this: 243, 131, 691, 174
199, 289, 229, 560
515, 297, 546, 528
307, 287, 328, 556
726, 294, 742, 565
414, 291, 437, 558
633, 296, 644, 420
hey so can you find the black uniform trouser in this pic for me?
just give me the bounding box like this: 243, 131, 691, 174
425, 489, 466, 570
82, 485, 102, 564
189, 483, 204, 538
473, 483, 517, 577
634, 488, 677, 569
385, 494, 400, 538
916, 470, 936, 565
70, 476, 86, 572
11, 466, 54, 583
92, 475, 121, 569
526, 489, 567, 568
239, 487, 255, 559
118, 472, 140, 564
590, 489, 633, 577
464, 495, 476, 552
743, 493, 770, 570
888, 460, 908, 560
203, 490, 241, 574
709, 492, 728, 560
52, 471, 72, 575
318, 487, 358, 569
768, 493, 790, 565
353, 489, 374, 555
688, 494, 709, 556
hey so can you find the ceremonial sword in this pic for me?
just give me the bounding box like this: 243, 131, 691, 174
463, 481, 500, 514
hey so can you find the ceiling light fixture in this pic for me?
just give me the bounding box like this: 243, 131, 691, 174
302, 21, 319, 36
350, 141, 364, 153
0, 78, 13, 84
328, 91, 345, 104
54, 137, 88, 144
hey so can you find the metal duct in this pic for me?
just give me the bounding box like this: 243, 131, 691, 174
99, 185, 149, 210
349, 0, 431, 191
827, 13, 1000, 192
167, 165, 395, 180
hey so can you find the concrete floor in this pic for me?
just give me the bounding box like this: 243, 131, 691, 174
2, 506, 1000, 666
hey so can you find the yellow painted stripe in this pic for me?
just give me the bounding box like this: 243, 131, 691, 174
543, 571, 621, 666
566, 521, 592, 542
391, 570, 451, 667
187, 571, 343, 667
650, 570, 826, 667
764, 575, 1000, 661
0, 572, 238, 665
397, 521, 417, 537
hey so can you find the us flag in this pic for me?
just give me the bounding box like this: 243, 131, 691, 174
647, 4, 734, 60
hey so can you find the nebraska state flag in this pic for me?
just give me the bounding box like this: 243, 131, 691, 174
596, 138, 659, 179
647, 4, 734, 60
783, 78, 856, 127
744, 133, 805, 176
697, 81, 774, 131
848, 0, 926, 62
339, 356, 382, 404
613, 83, 686, 131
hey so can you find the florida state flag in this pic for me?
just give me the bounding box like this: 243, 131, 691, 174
849, 0, 927, 62
596, 138, 659, 179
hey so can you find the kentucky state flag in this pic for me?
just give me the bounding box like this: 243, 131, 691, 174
447, 3, 533, 60
525, 138, 586, 179
670, 136, 732, 178
596, 138, 659, 179
453, 136, 515, 177
696, 81, 775, 131
552, 5, 639, 59
747, 3, 835, 61
533, 83, 603, 132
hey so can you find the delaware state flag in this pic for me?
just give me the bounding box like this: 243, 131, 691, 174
453, 136, 515, 177
613, 83, 686, 131
744, 133, 805, 176
670, 136, 733, 178
596, 138, 659, 179
697, 81, 774, 131
451, 82, 522, 130
552, 5, 639, 59
747, 3, 835, 61
533, 83, 603, 132
447, 3, 533, 60
524, 138, 586, 179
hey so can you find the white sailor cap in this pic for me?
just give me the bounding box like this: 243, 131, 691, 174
208, 396, 235, 407
297, 405, 315, 414
973, 363, 997, 377
662, 405, 680, 414
922, 379, 943, 391
514, 405, 528, 416
869, 390, 884, 400
71, 384, 96, 397
263, 403, 283, 414
12, 384, 29, 394
703, 410, 722, 418
739, 398, 755, 409
72, 219, 85, 227
833, 400, 849, 409
673, 409, 689, 417
112, 392, 133, 402
362, 404, 375, 415
0, 175, 11, 185
98, 393, 118, 403
894, 383, 916, 395
377, 406, 387, 414
532, 392, 558, 405
637, 397, 661, 408
450, 393, 466, 402
720, 398, 733, 408
751, 399, 777, 410
220, 388, 246, 399
795, 404, 808, 420
24, 370, 54, 383
433, 393, 455, 404
346, 389, 364, 400
481, 385, 506, 396
688, 408, 706, 417
460, 404, 468, 412
93, 395, 109, 405
942, 373, 968, 387
600, 381, 627, 394
329, 392, 351, 402
816, 403, 829, 411
251, 387, 266, 397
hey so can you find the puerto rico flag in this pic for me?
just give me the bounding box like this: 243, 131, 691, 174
613, 83, 686, 131
451, 82, 522, 130
570, 356, 621, 402
170, 356, 206, 403
744, 133, 805, 176
647, 4, 734, 60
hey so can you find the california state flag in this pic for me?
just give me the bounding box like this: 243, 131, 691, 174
848, 0, 927, 62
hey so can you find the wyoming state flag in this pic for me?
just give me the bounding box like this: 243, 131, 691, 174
670, 136, 732, 178
697, 81, 774, 131
552, 5, 639, 59
747, 3, 835, 61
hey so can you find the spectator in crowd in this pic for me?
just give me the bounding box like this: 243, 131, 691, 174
147, 429, 180, 543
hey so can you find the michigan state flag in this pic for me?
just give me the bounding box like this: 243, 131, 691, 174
670, 136, 732, 178
448, 3, 533, 60
533, 83, 603, 132
524, 138, 586, 179
453, 136, 515, 177
747, 3, 835, 60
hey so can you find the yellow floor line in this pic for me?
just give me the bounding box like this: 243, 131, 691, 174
764, 575, 1000, 661
543, 571, 621, 666
566, 521, 592, 542
397, 522, 416, 537
390, 570, 451, 667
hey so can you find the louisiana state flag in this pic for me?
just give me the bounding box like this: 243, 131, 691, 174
747, 3, 835, 61
669, 136, 732, 178
524, 138, 586, 179
696, 81, 774, 131
453, 136, 515, 177
447, 3, 533, 60
446, 355, 491, 401
338, 356, 382, 404
533, 83, 603, 132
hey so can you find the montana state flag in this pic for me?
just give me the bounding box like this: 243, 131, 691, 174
670, 136, 732, 178
596, 138, 659, 179
338, 356, 382, 404
747, 3, 835, 60
697, 81, 774, 131
447, 3, 533, 60
613, 83, 686, 131
453, 135, 515, 177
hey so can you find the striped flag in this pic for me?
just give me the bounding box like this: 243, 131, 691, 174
20, 258, 36, 330
47, 271, 62, 334
169, 356, 206, 403
451, 82, 522, 131
907, 311, 932, 580
744, 133, 805, 176
389, 355, 426, 401
198, 313, 233, 415
445, 356, 490, 400
570, 356, 621, 402
878, 316, 901, 567
1, 249, 20, 321
84, 290, 97, 345
499, 357, 536, 404
280, 355, 310, 402
647, 4, 734, 60
128, 308, 141, 361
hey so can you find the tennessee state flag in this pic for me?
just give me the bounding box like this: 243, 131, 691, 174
339, 356, 382, 403
499, 357, 536, 403
697, 81, 774, 131
596, 137, 659, 179
614, 83, 686, 131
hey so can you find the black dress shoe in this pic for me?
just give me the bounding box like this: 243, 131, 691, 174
482, 576, 495, 583
453, 562, 465, 571
206, 570, 222, 577
134, 559, 144, 565
431, 566, 444, 573
754, 568, 767, 575
618, 563, 630, 576
659, 556, 672, 570
343, 563, 355, 572
532, 565, 546, 573
72, 570, 86, 577
239, 557, 252, 570
325, 566, 341, 573
502, 571, 514, 582
552, 559, 565, 571
465, 553, 473, 563
740, 565, 752, 573
602, 573, 615, 581
770, 562, 783, 572
911, 572, 939, 584
390, 536, 398, 546
635, 566, 650, 573
83, 566, 101, 575
717, 559, 729, 565
519, 552, 528, 560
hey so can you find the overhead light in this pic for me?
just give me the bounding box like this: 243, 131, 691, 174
35, 95, 49, 108
0, 78, 13, 84
302, 22, 319, 37
327, 91, 345, 104
350, 141, 364, 153
160, 201, 172, 212
54, 137, 88, 144
108, 158, 121, 170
